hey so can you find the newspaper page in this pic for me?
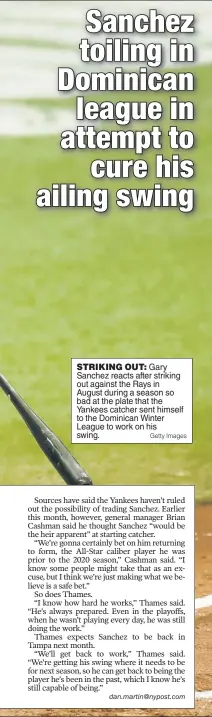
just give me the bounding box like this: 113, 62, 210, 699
0, 2, 211, 717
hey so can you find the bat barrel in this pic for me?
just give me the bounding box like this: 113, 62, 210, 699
0, 374, 45, 430
0, 374, 93, 486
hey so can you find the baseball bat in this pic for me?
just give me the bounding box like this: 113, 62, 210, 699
0, 374, 93, 486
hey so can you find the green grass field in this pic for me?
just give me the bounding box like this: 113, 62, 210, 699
0, 65, 211, 500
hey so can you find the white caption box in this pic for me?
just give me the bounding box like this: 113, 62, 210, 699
0, 485, 194, 710
71, 358, 192, 444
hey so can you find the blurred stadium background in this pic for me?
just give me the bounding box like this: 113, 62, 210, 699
0, 1, 211, 498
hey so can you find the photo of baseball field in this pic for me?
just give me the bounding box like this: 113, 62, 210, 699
0, 1, 211, 715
